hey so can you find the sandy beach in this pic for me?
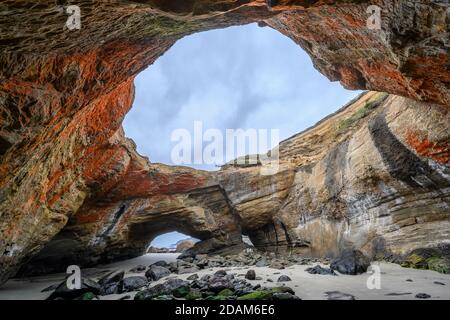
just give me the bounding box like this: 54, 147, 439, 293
0, 253, 448, 300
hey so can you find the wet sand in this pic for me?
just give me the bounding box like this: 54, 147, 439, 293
0, 253, 448, 300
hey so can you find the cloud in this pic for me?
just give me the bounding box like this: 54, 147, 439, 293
123, 23, 362, 170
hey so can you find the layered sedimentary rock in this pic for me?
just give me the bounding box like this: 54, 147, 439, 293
1, 0, 449, 284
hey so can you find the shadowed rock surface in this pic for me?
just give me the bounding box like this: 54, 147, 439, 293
0, 0, 449, 285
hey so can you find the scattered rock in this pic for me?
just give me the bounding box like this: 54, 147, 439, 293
98, 270, 126, 294
401, 248, 450, 274
427, 257, 450, 274
186, 274, 199, 281
237, 291, 273, 300
98, 270, 124, 287
214, 270, 227, 277
305, 265, 337, 276
208, 276, 233, 293
277, 275, 291, 282
134, 278, 189, 300
119, 276, 148, 293
151, 260, 169, 268
47, 278, 101, 300
245, 270, 256, 280
325, 291, 356, 300
434, 281, 445, 286
272, 292, 300, 300
129, 265, 146, 273
177, 266, 200, 274
415, 293, 431, 299
147, 247, 174, 254
406, 279, 413, 282
269, 261, 285, 270
330, 249, 370, 275
256, 258, 268, 267
145, 265, 171, 281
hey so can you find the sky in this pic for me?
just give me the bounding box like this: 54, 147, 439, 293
150, 232, 195, 249
123, 23, 361, 247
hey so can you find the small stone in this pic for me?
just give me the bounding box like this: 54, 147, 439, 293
150, 260, 169, 268
129, 265, 146, 273
325, 291, 355, 300
177, 266, 200, 274
186, 274, 199, 281
214, 270, 227, 277
415, 293, 431, 299
433, 281, 445, 286
272, 292, 301, 300
305, 265, 337, 276
255, 258, 268, 267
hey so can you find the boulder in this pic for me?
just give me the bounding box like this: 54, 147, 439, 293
129, 265, 146, 273
305, 265, 337, 276
119, 276, 148, 293
47, 278, 101, 300
330, 249, 370, 275
245, 270, 256, 280
176, 240, 196, 253
277, 275, 291, 282
145, 265, 171, 281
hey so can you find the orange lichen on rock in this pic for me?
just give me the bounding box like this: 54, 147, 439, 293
406, 131, 450, 165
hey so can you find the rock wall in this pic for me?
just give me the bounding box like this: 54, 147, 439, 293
1, 0, 449, 284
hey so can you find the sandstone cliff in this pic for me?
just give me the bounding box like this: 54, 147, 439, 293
1, 0, 449, 284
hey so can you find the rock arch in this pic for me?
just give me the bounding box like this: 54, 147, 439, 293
0, 0, 449, 284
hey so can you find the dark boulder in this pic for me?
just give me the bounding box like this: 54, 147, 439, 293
134, 278, 189, 300
277, 275, 291, 282
245, 270, 256, 280
129, 265, 146, 273
98, 270, 125, 295
305, 265, 337, 276
330, 249, 370, 275
47, 278, 101, 300
325, 291, 356, 300
145, 265, 171, 281
119, 276, 148, 293
150, 260, 169, 268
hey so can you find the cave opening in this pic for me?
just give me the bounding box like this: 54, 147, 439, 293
148, 231, 199, 253
123, 23, 362, 171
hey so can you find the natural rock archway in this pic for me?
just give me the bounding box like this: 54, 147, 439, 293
0, 0, 449, 284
